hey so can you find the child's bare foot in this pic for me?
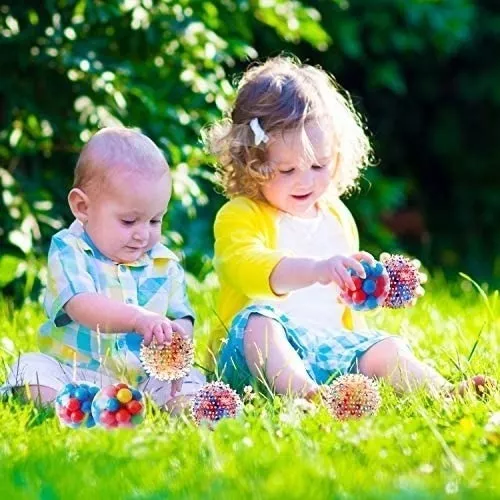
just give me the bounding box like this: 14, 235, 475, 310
304, 385, 328, 403
449, 375, 496, 399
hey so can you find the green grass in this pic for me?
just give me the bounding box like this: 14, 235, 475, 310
0, 274, 499, 499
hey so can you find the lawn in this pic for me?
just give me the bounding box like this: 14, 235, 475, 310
0, 273, 498, 499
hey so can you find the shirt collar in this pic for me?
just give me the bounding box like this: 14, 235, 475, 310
68, 220, 179, 266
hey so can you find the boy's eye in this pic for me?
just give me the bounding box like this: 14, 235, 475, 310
150, 220, 162, 225
121, 220, 135, 226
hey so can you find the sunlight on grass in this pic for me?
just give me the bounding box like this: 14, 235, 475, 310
0, 274, 498, 499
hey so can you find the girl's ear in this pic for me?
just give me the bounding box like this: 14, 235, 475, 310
68, 188, 90, 224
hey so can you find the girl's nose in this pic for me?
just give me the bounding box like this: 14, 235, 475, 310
298, 167, 314, 186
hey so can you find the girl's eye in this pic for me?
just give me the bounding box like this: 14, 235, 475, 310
121, 220, 135, 226
280, 168, 294, 175
312, 164, 325, 170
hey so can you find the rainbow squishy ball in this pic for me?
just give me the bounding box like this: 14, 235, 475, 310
191, 382, 243, 427
91, 383, 145, 430
340, 260, 390, 311
55, 382, 100, 429
380, 254, 421, 308
324, 374, 381, 420
140, 333, 194, 381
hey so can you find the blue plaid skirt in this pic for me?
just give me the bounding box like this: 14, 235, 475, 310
217, 304, 395, 390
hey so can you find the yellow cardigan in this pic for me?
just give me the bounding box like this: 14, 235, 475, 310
207, 196, 362, 369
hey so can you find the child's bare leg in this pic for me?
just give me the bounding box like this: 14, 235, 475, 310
13, 385, 57, 405
243, 314, 318, 397
357, 338, 451, 395
164, 395, 193, 415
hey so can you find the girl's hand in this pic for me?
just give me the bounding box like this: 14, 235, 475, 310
133, 312, 185, 346
315, 255, 368, 290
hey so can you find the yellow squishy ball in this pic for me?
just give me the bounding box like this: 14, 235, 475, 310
116, 388, 133, 404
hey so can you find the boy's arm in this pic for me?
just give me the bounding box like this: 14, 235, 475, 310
64, 293, 142, 333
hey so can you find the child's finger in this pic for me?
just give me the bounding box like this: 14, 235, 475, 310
419, 272, 428, 284
143, 330, 153, 346
171, 321, 186, 337
379, 252, 390, 261
352, 251, 376, 265
152, 324, 165, 344
415, 285, 425, 297
336, 265, 356, 290
170, 379, 183, 396
161, 321, 173, 343
343, 257, 366, 279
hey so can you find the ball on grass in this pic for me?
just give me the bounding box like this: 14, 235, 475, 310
55, 381, 99, 429
324, 374, 381, 420
191, 381, 243, 427
140, 332, 194, 381
91, 383, 145, 430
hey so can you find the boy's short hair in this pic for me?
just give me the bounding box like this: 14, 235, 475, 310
74, 127, 169, 196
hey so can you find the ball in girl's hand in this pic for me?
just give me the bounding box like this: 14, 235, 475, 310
55, 381, 100, 429
340, 260, 390, 311
379, 254, 422, 308
340, 254, 423, 311
191, 381, 243, 427
140, 332, 194, 381
324, 374, 381, 420
91, 383, 145, 429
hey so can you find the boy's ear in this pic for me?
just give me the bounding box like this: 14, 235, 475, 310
68, 188, 90, 224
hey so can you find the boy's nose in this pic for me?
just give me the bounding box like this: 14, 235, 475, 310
133, 225, 149, 241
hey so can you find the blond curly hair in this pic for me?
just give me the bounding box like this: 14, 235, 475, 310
203, 56, 373, 200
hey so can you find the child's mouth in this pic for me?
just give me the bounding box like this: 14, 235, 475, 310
291, 193, 312, 201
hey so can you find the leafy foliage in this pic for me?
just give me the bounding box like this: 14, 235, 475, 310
1, 0, 499, 299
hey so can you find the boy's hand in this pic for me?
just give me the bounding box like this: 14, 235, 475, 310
314, 251, 377, 291
170, 378, 184, 397
133, 312, 185, 346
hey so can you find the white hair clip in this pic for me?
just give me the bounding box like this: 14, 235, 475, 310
249, 117, 269, 146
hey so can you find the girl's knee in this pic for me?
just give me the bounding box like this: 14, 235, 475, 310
243, 314, 286, 369
358, 337, 411, 375
244, 314, 285, 345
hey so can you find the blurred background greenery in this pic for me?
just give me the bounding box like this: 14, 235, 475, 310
1, 0, 499, 303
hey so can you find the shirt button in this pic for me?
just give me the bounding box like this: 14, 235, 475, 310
126, 298, 133, 304
119, 264, 127, 273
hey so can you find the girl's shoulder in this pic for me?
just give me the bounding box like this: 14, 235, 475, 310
216, 196, 278, 220
321, 197, 359, 250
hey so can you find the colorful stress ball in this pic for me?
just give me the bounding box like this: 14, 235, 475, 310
55, 382, 100, 429
379, 254, 422, 309
91, 383, 145, 429
340, 254, 422, 311
324, 374, 381, 421
191, 381, 243, 427
140, 332, 194, 381
340, 260, 390, 311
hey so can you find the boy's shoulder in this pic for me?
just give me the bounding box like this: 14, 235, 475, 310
48, 220, 88, 254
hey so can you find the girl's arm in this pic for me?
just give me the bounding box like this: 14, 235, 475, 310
270, 252, 375, 295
